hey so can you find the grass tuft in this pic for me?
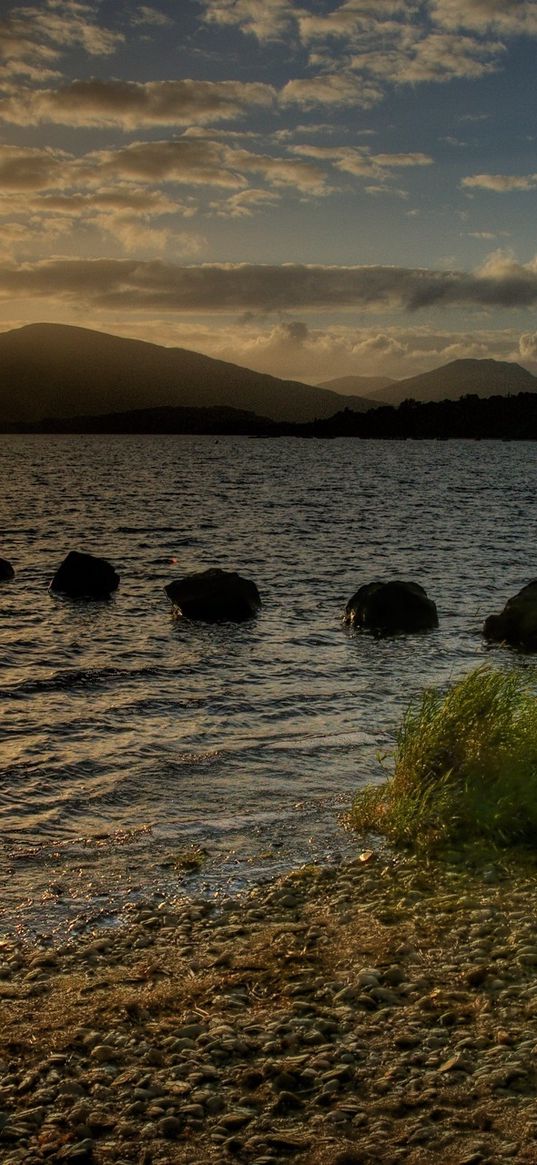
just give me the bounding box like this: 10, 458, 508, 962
353, 665, 537, 853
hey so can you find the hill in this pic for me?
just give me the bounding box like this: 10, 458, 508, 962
2, 404, 276, 435
316, 374, 394, 402
0, 323, 364, 424
302, 390, 537, 440
370, 358, 537, 406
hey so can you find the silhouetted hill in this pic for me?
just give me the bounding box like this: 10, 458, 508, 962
8, 388, 537, 441
370, 359, 537, 406
0, 323, 360, 424
2, 404, 277, 435
302, 391, 537, 439
317, 375, 394, 401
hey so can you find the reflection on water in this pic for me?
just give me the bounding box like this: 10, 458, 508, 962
1, 435, 535, 936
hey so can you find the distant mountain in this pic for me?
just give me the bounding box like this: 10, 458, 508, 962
370, 359, 537, 407
9, 387, 537, 441
317, 375, 395, 401
0, 323, 362, 424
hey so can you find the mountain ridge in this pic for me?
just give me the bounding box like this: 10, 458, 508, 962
0, 322, 371, 424
1, 326, 535, 424
317, 374, 395, 397
370, 358, 537, 405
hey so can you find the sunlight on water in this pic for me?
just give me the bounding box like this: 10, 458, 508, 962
1, 434, 536, 936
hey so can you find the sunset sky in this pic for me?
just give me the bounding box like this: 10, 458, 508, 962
1, 0, 537, 383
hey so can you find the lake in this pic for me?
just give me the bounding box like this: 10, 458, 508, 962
1, 435, 535, 939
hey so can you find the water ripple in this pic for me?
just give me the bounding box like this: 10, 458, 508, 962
0, 434, 535, 935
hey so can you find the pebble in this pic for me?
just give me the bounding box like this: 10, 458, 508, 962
2, 854, 537, 1164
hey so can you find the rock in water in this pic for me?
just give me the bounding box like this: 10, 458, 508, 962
345, 579, 438, 636
484, 581, 537, 650
50, 551, 120, 598
166, 568, 261, 622
0, 557, 14, 581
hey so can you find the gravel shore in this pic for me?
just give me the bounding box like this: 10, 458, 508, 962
2, 851, 537, 1165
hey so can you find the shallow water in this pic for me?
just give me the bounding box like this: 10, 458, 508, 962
1, 435, 535, 938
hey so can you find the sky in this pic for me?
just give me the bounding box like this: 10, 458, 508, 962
0, 0, 537, 384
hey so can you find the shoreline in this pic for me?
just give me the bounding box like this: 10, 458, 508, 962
2, 852, 537, 1164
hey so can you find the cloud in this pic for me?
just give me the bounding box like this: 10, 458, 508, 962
462, 173, 537, 191
1, 305, 530, 381
1, 0, 531, 142
0, 0, 122, 81
203, 0, 537, 46
281, 73, 383, 109
131, 6, 172, 27
0, 145, 205, 259
211, 189, 281, 217
101, 222, 206, 257
519, 332, 537, 360
0, 145, 69, 190
0, 78, 276, 129
201, 0, 295, 42
200, 0, 533, 116
431, 0, 537, 36
391, 31, 504, 82
0, 136, 331, 204
88, 139, 330, 195
467, 230, 510, 239
291, 144, 433, 180
0, 136, 333, 259
365, 184, 408, 198
35, 188, 191, 217
2, 256, 537, 314
152, 317, 531, 382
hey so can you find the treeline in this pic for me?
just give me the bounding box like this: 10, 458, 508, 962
4, 390, 537, 439
1, 405, 278, 435
302, 392, 537, 439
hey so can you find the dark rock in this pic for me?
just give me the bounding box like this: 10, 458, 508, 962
331, 1153, 368, 1165
344, 580, 438, 636
484, 581, 537, 650
0, 557, 14, 581
266, 1133, 311, 1153
50, 551, 119, 598
157, 1116, 183, 1138
271, 1091, 305, 1115
165, 567, 261, 622
56, 1141, 94, 1163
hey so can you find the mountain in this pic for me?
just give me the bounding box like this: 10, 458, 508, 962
369, 359, 537, 407
0, 322, 368, 425
317, 375, 395, 400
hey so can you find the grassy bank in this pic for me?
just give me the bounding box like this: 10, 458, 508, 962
353, 666, 537, 854
5, 667, 537, 1164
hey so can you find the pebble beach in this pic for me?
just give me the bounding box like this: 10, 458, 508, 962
2, 852, 537, 1165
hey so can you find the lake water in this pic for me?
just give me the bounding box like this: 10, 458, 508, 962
1, 435, 535, 939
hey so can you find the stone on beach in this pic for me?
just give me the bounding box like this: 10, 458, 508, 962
483, 580, 537, 651
0, 556, 14, 581
2, 855, 537, 1165
50, 550, 120, 598
344, 579, 438, 635
165, 567, 261, 622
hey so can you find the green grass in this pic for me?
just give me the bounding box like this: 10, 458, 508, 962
352, 665, 537, 853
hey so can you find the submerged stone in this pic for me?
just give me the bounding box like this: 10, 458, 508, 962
344, 579, 438, 636
0, 556, 14, 581
484, 580, 537, 650
166, 567, 261, 622
50, 550, 120, 599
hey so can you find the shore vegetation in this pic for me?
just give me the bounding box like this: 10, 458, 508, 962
353, 665, 537, 853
